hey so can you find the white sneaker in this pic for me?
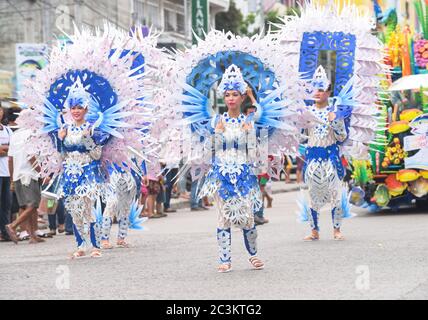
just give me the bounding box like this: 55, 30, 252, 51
19, 231, 30, 240
36, 230, 52, 238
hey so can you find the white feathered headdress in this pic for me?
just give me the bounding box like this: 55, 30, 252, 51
65, 77, 91, 109
312, 65, 331, 91
217, 64, 247, 95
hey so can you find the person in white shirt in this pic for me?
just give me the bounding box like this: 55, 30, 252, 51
5, 128, 44, 244
0, 106, 12, 242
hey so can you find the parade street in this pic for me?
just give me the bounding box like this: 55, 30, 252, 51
1, 187, 427, 300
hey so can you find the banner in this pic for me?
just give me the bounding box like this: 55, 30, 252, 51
15, 43, 48, 101
192, 0, 208, 44
404, 134, 428, 152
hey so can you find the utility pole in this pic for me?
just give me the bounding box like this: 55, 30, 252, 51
74, 0, 83, 26
42, 2, 51, 44
184, 0, 189, 45
258, 0, 265, 33
25, 16, 34, 42
159, 0, 164, 31
130, 0, 137, 26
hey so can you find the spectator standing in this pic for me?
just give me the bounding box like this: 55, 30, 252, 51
47, 199, 66, 236
163, 161, 178, 213
145, 174, 167, 218
190, 177, 207, 211
0, 106, 12, 241
5, 107, 21, 226
6, 127, 44, 244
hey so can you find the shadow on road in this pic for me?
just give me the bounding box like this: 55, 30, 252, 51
357, 205, 428, 218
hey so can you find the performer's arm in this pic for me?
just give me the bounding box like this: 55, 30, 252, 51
0, 145, 9, 157
8, 156, 14, 191
51, 126, 67, 153
82, 132, 102, 160
28, 156, 41, 174
328, 112, 347, 142
246, 87, 257, 106
214, 116, 225, 134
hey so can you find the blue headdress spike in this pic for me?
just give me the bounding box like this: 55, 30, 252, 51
217, 64, 247, 95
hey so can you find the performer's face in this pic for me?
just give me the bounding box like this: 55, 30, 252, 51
70, 106, 87, 122
314, 89, 330, 104
224, 90, 244, 111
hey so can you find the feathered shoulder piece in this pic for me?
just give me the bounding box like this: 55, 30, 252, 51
164, 30, 304, 181
276, 0, 389, 158
17, 24, 152, 178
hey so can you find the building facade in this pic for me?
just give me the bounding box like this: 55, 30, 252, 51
0, 0, 229, 99
132, 0, 229, 48
234, 0, 265, 33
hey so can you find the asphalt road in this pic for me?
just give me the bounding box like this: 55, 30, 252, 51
1, 190, 427, 300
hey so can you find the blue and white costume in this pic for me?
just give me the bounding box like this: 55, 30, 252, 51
17, 26, 154, 256
276, 1, 389, 234
303, 70, 348, 231
200, 110, 262, 262
169, 30, 302, 269
199, 66, 262, 264
300, 66, 349, 232
101, 167, 137, 244
58, 119, 107, 250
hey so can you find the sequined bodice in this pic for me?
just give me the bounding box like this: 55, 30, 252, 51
64, 122, 91, 149
215, 113, 249, 164
307, 105, 337, 147
63, 122, 96, 165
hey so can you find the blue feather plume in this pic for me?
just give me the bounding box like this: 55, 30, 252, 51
86, 99, 133, 139
331, 77, 356, 120
342, 187, 355, 219
373, 0, 383, 20
92, 197, 103, 225
38, 98, 61, 133
128, 200, 147, 230
254, 86, 295, 131
296, 191, 310, 222
178, 82, 213, 127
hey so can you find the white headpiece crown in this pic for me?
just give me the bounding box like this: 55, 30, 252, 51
312, 65, 331, 91
65, 77, 90, 109
217, 64, 247, 95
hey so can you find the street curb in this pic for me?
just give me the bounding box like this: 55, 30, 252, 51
170, 186, 301, 210
271, 186, 301, 195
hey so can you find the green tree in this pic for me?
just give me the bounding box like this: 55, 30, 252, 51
215, 0, 243, 34
286, 6, 301, 17
239, 13, 256, 36
215, 2, 301, 37
264, 7, 300, 33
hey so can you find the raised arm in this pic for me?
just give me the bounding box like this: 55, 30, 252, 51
328, 112, 347, 142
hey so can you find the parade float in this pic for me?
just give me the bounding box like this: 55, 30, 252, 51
350, 0, 428, 211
